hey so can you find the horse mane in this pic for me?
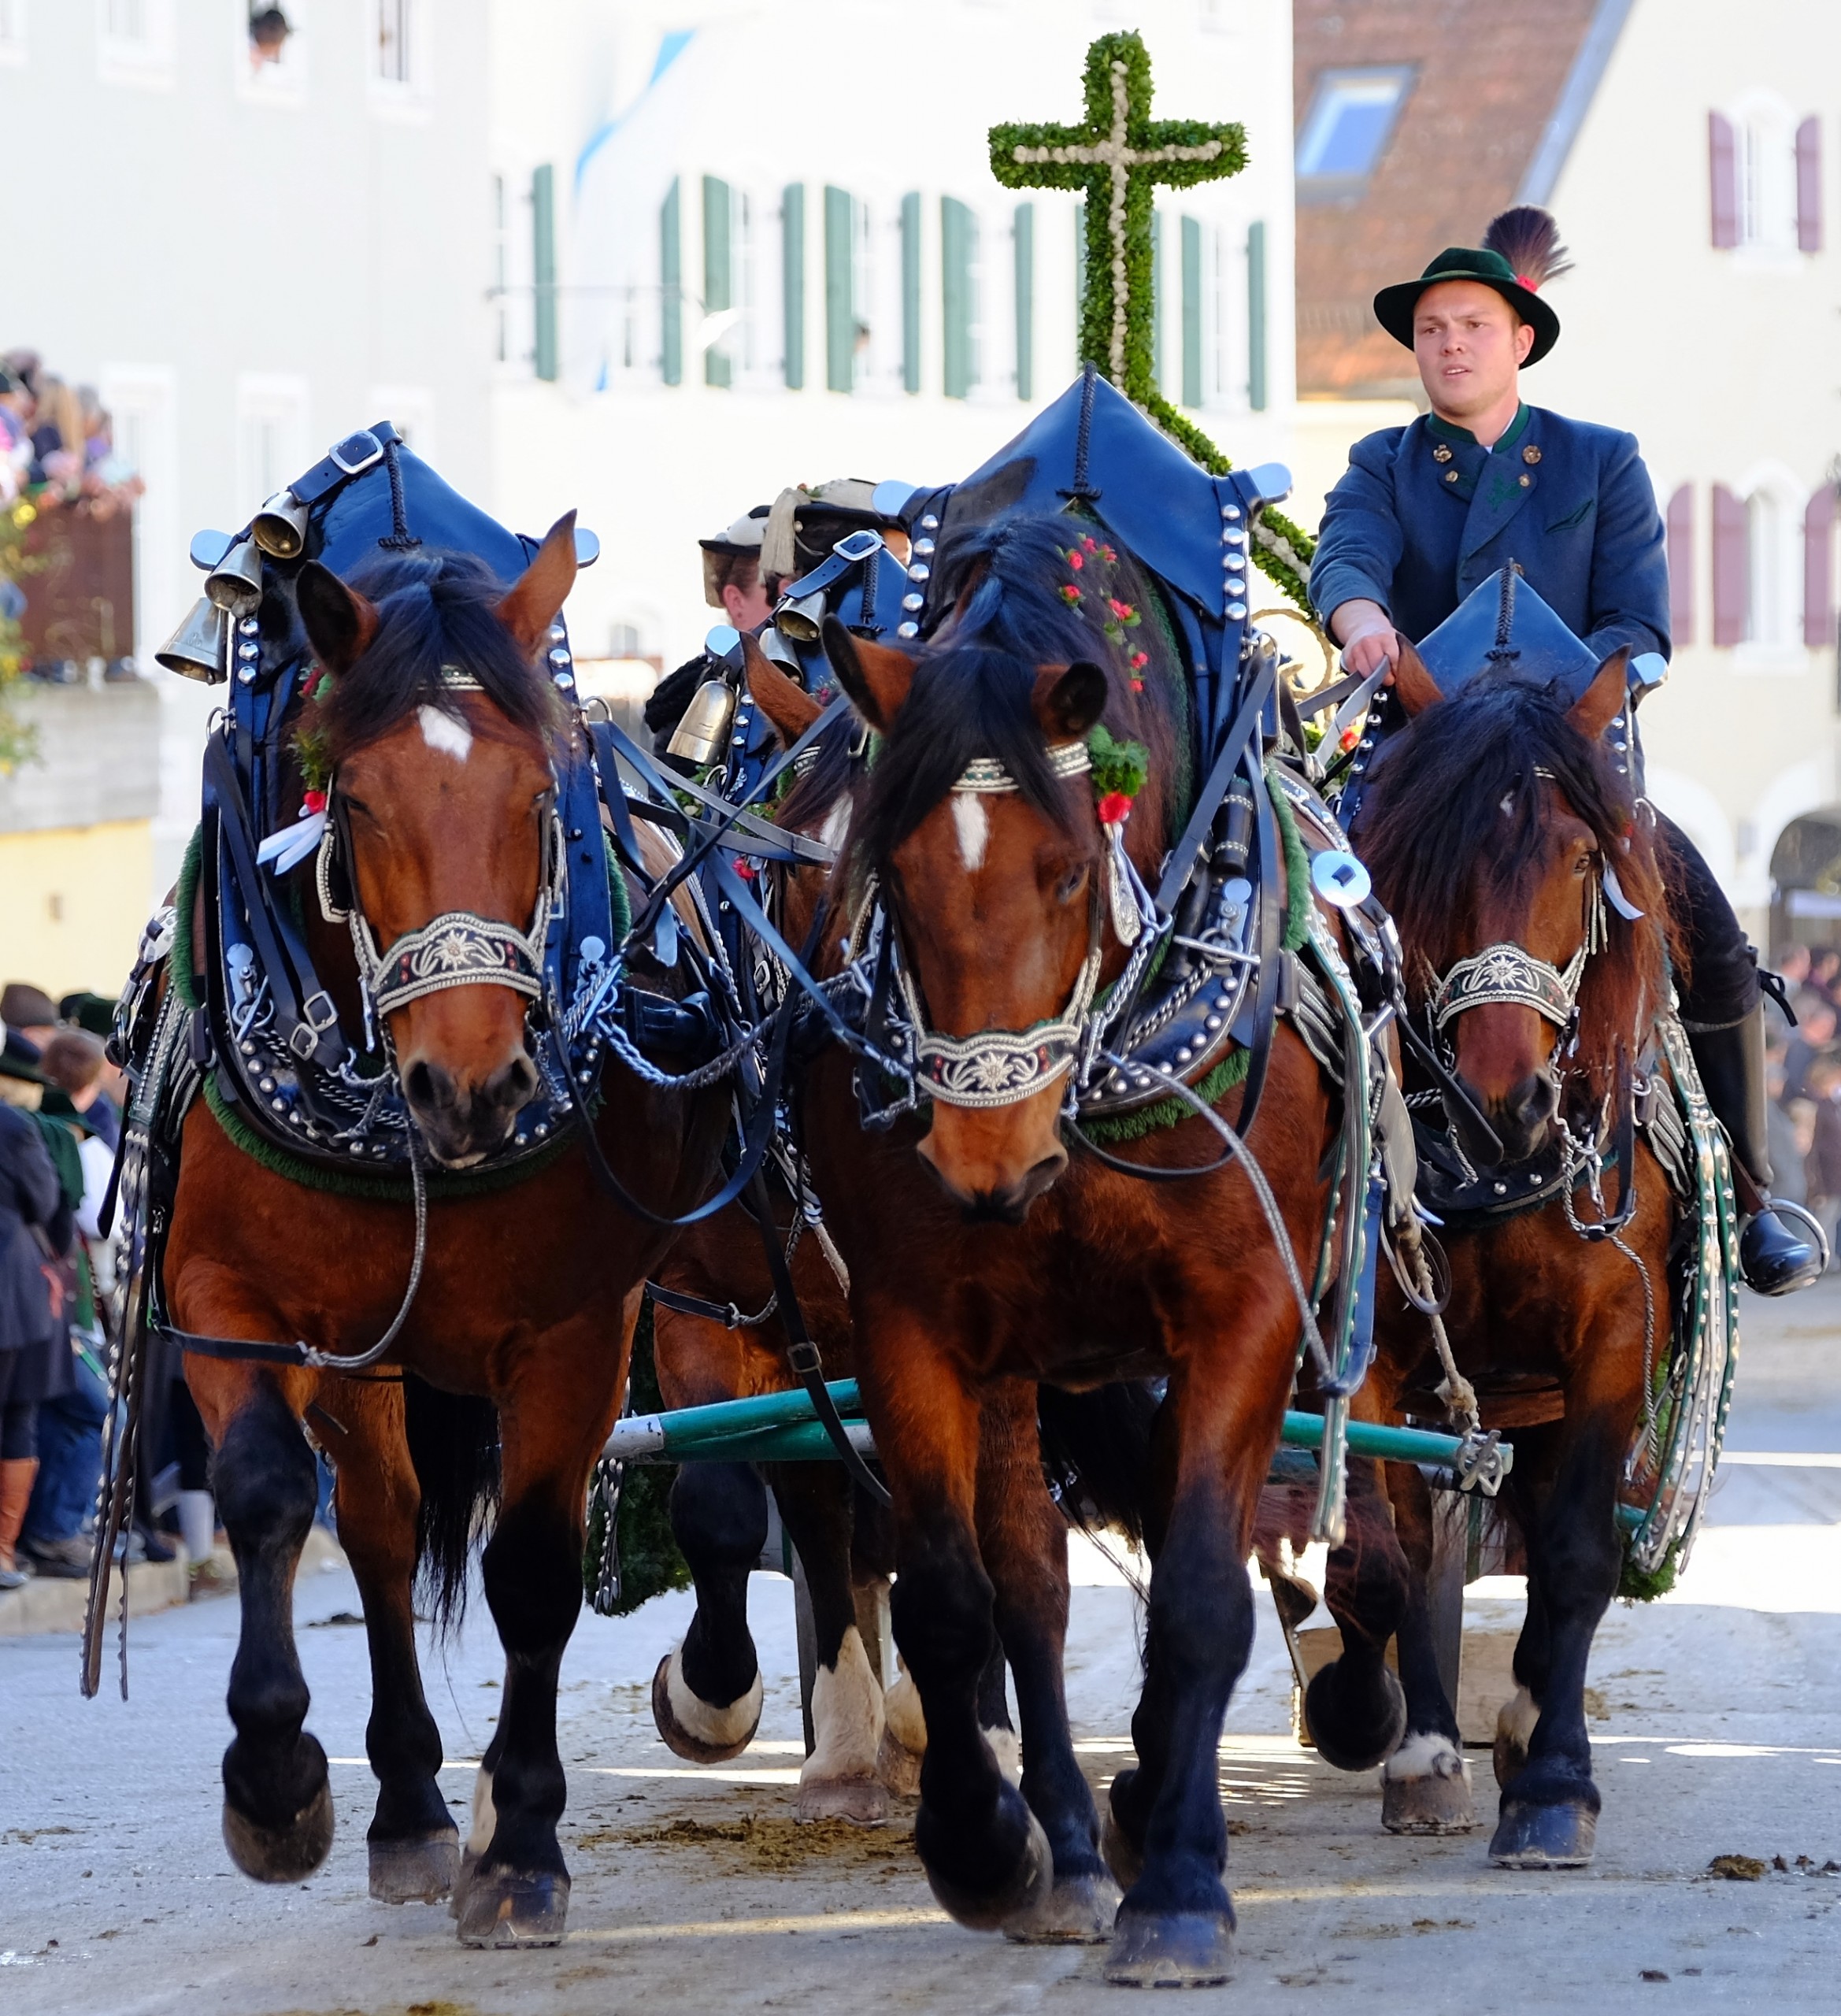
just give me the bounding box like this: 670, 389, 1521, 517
303, 547, 565, 761
1357, 674, 1680, 1099
850, 512, 1181, 872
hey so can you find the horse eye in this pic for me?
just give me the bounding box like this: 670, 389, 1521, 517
1055, 865, 1088, 904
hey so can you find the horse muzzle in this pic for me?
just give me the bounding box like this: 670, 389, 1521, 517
402, 1049, 541, 1167
1456, 1065, 1558, 1168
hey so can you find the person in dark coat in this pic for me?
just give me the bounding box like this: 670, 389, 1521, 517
1311, 206, 1821, 1294
0, 1065, 68, 1590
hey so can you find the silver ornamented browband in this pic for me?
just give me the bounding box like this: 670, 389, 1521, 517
439, 662, 484, 691
954, 741, 1093, 794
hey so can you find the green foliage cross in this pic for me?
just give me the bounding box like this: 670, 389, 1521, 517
990, 31, 1318, 618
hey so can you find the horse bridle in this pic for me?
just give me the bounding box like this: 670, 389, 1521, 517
861, 737, 1117, 1111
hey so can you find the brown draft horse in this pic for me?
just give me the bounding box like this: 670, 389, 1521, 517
785, 514, 1346, 1986
171, 521, 727, 1945
647, 659, 1044, 1819
1302, 645, 1674, 1866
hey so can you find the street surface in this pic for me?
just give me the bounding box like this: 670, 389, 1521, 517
3, 1284, 1839, 2014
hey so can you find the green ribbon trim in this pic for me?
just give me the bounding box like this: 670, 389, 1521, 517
1084, 773, 1311, 1144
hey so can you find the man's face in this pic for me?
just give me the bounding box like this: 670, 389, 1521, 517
1412, 282, 1533, 422
720, 574, 774, 632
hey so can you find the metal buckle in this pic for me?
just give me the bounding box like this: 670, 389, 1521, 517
288, 991, 339, 1058
832, 528, 883, 561
328, 430, 384, 478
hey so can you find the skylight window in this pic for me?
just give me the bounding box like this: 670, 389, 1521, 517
1297, 66, 1413, 197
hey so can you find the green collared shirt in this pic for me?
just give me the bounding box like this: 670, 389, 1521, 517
1427, 403, 1532, 507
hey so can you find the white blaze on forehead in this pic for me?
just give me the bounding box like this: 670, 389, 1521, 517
951, 792, 991, 873
417, 703, 473, 762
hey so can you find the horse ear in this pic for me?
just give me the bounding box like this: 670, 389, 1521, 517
741, 631, 823, 749
1568, 648, 1631, 741
294, 561, 379, 677
822, 616, 913, 730
496, 511, 579, 657
1390, 641, 1444, 718
1033, 661, 1109, 740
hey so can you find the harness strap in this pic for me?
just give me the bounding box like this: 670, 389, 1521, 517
1154, 652, 1278, 917
646, 1280, 778, 1332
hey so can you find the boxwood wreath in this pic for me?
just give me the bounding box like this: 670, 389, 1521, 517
990, 29, 1320, 619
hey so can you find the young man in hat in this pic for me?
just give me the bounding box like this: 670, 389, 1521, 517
1310, 208, 1820, 1295
643, 505, 780, 759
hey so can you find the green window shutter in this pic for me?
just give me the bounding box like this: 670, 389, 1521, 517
532, 163, 558, 383
702, 175, 732, 389
1246, 219, 1268, 412
824, 185, 854, 392
1013, 202, 1034, 401
1074, 202, 1087, 367
901, 191, 922, 394
782, 183, 805, 389
941, 196, 974, 399
1180, 215, 1202, 410
660, 177, 682, 387
1150, 208, 1165, 394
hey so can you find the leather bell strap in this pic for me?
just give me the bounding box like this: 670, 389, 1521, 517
369, 910, 546, 1018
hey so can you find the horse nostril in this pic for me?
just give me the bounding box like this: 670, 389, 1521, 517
1508, 1072, 1558, 1133
486, 1052, 539, 1114
403, 1058, 444, 1112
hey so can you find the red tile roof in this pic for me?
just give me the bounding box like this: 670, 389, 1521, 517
1295, 0, 1601, 396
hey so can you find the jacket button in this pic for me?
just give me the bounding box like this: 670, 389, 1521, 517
1518, 473, 1531, 487
1432, 443, 1454, 464
1523, 444, 1542, 465
1445, 470, 1460, 484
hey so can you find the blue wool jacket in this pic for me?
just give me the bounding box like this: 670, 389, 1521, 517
1309, 406, 1671, 663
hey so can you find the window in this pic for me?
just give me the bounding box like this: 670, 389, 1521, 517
97, 0, 173, 88
0, 1, 28, 65
235, 375, 310, 519
701, 182, 783, 391
1747, 487, 1791, 645
98, 366, 176, 665
1712, 97, 1819, 254
369, 0, 429, 106
1715, 469, 1810, 665
1297, 67, 1413, 199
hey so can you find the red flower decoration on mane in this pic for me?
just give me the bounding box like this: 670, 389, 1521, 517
302, 789, 328, 815
1096, 791, 1134, 826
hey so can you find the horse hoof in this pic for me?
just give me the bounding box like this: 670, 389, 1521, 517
1103, 1906, 1235, 1988
650, 1650, 761, 1765
1099, 1806, 1143, 1892
220, 1780, 335, 1884
455, 1867, 571, 1947
1381, 1735, 1476, 1835
1002, 1869, 1121, 1944
448, 1845, 477, 1919
369, 1828, 459, 1903
797, 1774, 888, 1825
876, 1725, 923, 1799
1489, 1799, 1597, 1869
1304, 1660, 1407, 1773
924, 1807, 1052, 1933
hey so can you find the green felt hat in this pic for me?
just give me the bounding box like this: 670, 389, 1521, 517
1372, 245, 1561, 366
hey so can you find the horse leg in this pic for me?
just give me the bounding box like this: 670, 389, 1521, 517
869, 1319, 1052, 1933
187, 1357, 332, 1883
1377, 1460, 1475, 1833
762, 1460, 887, 1822
317, 1380, 459, 1902
1103, 1313, 1298, 1989
976, 1382, 1117, 1944
1490, 1409, 1623, 1868
1303, 1451, 1409, 1773
650, 1462, 769, 1762
457, 1314, 618, 1948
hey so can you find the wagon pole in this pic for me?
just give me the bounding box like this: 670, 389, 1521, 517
988, 30, 1323, 623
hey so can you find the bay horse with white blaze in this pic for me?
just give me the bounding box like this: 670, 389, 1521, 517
1302, 643, 1676, 1866
795, 515, 1349, 1986
169, 521, 727, 1944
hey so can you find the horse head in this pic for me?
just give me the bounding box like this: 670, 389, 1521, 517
820, 515, 1171, 1223
1361, 643, 1670, 1166
294, 515, 577, 1167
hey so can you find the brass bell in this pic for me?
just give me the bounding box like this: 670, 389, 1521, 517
204, 536, 265, 615
154, 596, 229, 683
772, 590, 828, 644
250, 489, 311, 559
666, 677, 738, 766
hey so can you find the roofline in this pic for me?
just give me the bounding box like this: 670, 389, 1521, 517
1515, 0, 1635, 206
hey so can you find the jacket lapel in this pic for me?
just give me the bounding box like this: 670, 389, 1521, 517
1458, 416, 1540, 562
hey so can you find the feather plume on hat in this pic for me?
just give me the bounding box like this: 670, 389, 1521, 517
1482, 206, 1574, 293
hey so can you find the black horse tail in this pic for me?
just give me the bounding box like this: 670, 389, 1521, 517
1037, 1380, 1161, 1547
402, 1373, 501, 1633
